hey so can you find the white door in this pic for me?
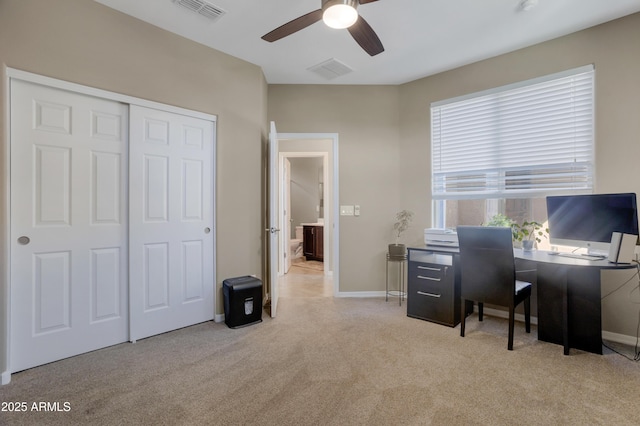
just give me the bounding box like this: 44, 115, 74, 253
10, 80, 129, 372
129, 105, 214, 341
268, 122, 280, 317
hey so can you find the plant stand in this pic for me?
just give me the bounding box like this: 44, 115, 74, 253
386, 252, 407, 306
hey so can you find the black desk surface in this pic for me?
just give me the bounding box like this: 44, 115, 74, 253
415, 245, 636, 270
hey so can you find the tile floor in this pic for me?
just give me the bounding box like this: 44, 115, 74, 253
278, 261, 333, 298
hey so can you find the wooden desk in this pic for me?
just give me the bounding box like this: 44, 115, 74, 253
514, 249, 635, 355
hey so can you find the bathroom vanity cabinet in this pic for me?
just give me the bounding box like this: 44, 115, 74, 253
303, 225, 323, 261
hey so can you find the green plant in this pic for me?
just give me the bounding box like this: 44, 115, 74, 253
393, 210, 414, 244
513, 220, 549, 243
485, 213, 515, 228
485, 214, 548, 244
485, 213, 519, 240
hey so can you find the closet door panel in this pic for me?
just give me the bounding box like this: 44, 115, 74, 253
10, 80, 128, 372
129, 105, 214, 341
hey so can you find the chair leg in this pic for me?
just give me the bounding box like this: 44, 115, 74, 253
478, 302, 484, 321
460, 298, 466, 337
465, 300, 474, 317
524, 296, 531, 333
508, 307, 515, 350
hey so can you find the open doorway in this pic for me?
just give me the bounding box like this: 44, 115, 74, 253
276, 134, 338, 298
280, 153, 327, 274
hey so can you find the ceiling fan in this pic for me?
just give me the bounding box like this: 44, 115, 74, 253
261, 0, 384, 56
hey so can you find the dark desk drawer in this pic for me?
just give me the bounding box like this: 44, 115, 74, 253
407, 257, 458, 326
409, 259, 450, 280
407, 279, 455, 325
408, 264, 454, 298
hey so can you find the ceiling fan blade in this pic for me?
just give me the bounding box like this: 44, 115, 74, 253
347, 16, 384, 56
358, 0, 379, 4
262, 9, 323, 42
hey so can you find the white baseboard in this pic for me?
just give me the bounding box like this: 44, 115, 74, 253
602, 330, 639, 346
214, 314, 225, 323
2, 370, 11, 385
336, 291, 387, 298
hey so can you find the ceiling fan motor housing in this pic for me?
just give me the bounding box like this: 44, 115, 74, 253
322, 0, 359, 8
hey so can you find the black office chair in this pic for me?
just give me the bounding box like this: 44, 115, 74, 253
457, 226, 532, 350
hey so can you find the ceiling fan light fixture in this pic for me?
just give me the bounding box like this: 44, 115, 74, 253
322, 0, 358, 29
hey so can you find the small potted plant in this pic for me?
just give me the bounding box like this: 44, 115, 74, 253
485, 213, 520, 240
389, 210, 414, 257
513, 220, 548, 251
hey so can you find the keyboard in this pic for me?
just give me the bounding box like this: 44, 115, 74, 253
551, 252, 606, 261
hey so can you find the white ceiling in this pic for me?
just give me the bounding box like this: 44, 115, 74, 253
94, 0, 640, 85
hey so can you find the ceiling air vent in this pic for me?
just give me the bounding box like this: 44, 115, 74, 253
307, 58, 354, 80
173, 0, 226, 22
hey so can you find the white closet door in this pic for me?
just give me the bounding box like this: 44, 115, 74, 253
10, 80, 129, 372
129, 105, 214, 341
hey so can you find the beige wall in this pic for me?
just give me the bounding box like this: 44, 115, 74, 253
269, 85, 401, 293
0, 0, 267, 379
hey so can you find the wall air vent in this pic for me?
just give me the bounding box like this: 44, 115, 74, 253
307, 58, 354, 80
173, 0, 226, 21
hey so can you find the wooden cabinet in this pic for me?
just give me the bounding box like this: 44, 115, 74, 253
407, 248, 461, 327
303, 225, 323, 261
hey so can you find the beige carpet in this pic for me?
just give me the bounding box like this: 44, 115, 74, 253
2, 295, 640, 425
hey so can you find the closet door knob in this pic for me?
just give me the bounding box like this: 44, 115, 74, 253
18, 236, 30, 245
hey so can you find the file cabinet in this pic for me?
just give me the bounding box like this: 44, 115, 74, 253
407, 248, 461, 327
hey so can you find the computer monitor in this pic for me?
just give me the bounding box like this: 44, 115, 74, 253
546, 193, 639, 254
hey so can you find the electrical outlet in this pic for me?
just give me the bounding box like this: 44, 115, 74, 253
354, 205, 360, 216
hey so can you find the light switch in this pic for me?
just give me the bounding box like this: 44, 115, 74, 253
354, 205, 360, 216
340, 205, 354, 216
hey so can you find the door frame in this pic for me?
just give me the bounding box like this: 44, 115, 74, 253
275, 133, 339, 296
2, 68, 217, 385
279, 152, 330, 275
282, 157, 292, 274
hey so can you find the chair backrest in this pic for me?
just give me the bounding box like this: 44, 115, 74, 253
457, 226, 516, 307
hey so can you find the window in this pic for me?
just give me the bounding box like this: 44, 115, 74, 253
431, 65, 594, 229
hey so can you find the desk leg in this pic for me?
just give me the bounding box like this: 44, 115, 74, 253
537, 263, 603, 355
537, 264, 569, 353
562, 278, 569, 355
385, 259, 389, 302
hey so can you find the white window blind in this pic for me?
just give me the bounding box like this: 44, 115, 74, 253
431, 65, 594, 200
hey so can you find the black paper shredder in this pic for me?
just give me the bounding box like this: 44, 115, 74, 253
222, 276, 263, 328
